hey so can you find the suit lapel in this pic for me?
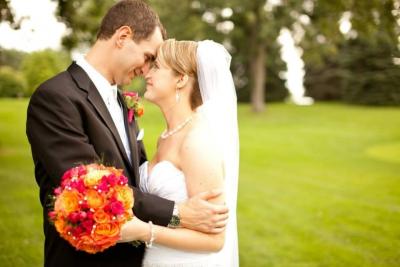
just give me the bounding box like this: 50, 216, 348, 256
67, 63, 132, 171
118, 92, 141, 186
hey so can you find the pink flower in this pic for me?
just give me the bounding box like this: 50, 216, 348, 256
70, 179, 86, 193
106, 174, 118, 187
110, 201, 125, 215
54, 187, 62, 195
98, 178, 109, 192
123, 91, 139, 99
118, 175, 128, 185
61, 169, 74, 183
77, 166, 87, 177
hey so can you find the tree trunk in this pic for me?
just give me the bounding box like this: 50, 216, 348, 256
251, 42, 266, 113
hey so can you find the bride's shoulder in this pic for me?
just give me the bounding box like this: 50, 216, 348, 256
179, 115, 221, 160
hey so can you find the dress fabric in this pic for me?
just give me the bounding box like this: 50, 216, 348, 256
139, 161, 237, 267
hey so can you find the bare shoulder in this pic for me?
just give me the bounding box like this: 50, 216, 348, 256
179, 115, 221, 163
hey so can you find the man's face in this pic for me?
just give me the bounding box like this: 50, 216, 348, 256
113, 27, 163, 86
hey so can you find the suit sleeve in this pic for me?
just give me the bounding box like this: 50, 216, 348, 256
27, 84, 173, 226
27, 86, 99, 182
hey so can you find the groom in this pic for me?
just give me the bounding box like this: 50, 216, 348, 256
26, 1, 228, 266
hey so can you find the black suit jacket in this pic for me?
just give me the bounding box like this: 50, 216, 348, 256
26, 63, 174, 267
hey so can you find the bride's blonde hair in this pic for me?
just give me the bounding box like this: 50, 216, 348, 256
157, 39, 202, 110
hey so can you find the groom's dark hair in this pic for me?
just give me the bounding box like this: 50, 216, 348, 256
97, 0, 167, 41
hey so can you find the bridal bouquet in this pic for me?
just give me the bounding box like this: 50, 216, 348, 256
48, 164, 134, 254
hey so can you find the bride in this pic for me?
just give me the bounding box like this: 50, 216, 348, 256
119, 39, 239, 267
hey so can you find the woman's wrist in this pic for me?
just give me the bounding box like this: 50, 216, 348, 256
145, 221, 156, 248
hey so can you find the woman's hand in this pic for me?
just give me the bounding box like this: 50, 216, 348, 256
118, 216, 150, 243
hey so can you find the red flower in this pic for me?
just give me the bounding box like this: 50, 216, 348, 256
68, 211, 81, 224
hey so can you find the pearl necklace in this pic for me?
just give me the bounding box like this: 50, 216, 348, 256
160, 116, 193, 139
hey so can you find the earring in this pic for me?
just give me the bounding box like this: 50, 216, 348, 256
176, 90, 180, 102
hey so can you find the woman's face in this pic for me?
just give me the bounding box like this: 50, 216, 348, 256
144, 59, 179, 105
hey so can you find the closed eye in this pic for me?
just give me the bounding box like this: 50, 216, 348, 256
150, 60, 159, 69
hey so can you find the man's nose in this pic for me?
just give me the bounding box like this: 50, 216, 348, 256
134, 68, 143, 76
141, 62, 151, 76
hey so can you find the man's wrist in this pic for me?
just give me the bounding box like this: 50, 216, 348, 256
167, 202, 181, 228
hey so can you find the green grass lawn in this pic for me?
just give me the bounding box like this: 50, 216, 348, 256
0, 99, 399, 267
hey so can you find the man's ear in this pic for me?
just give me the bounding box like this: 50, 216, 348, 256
177, 74, 189, 89
115, 26, 133, 48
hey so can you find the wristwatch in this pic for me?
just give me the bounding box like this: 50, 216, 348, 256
168, 203, 181, 228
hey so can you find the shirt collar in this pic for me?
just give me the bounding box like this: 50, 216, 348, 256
75, 55, 118, 101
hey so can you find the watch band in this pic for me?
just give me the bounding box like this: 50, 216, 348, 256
168, 203, 181, 228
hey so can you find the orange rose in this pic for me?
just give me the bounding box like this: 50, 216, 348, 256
75, 235, 98, 254
93, 222, 120, 241
115, 186, 134, 210
54, 217, 66, 234
93, 209, 111, 224
109, 167, 123, 177
54, 190, 81, 214
86, 189, 105, 209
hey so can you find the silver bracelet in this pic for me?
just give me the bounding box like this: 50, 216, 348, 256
145, 221, 155, 248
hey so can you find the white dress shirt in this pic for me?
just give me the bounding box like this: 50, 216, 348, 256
75, 55, 132, 162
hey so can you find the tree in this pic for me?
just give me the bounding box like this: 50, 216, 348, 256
302, 0, 400, 105
52, 0, 114, 50
0, 0, 14, 24
21, 49, 70, 95
0, 66, 26, 97
0, 0, 24, 29
50, 0, 400, 109
0, 48, 27, 70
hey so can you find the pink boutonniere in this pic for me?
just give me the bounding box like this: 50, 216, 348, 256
122, 91, 144, 123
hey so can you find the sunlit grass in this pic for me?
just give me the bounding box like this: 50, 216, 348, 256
0, 99, 399, 266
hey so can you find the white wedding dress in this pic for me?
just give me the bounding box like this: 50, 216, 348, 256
139, 160, 238, 267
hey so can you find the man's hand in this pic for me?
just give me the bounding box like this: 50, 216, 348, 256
178, 189, 229, 234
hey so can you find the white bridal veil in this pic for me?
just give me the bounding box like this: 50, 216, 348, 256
196, 40, 239, 267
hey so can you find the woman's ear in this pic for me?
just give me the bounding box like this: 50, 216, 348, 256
177, 74, 189, 89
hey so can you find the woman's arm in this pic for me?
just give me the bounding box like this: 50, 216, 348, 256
156, 127, 226, 251
120, 216, 225, 252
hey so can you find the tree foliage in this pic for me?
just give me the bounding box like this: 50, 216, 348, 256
21, 49, 70, 95
2, 0, 396, 105
0, 66, 26, 97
